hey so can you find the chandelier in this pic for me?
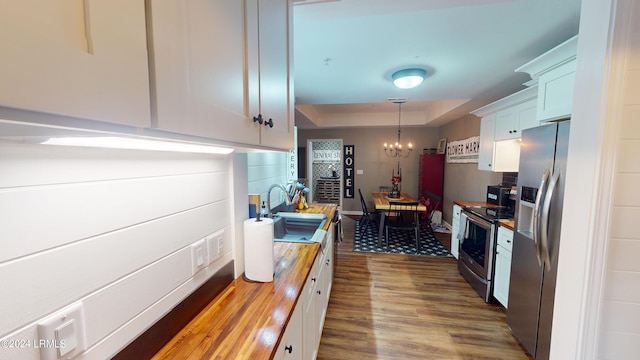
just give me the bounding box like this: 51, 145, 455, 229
383, 100, 413, 158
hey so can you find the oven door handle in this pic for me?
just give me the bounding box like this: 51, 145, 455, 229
533, 167, 552, 267
540, 170, 560, 271
463, 211, 492, 230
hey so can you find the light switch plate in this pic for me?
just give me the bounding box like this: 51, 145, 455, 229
357, 169, 363, 175
37, 302, 86, 360
207, 229, 224, 264
191, 239, 208, 275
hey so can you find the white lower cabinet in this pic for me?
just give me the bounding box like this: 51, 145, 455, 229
493, 226, 513, 307
303, 251, 321, 360
451, 205, 462, 259
302, 225, 334, 360
276, 300, 303, 360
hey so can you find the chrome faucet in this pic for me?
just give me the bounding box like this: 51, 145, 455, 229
266, 184, 294, 218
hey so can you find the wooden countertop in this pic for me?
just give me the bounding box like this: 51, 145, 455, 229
153, 203, 336, 359
499, 220, 515, 231
453, 200, 501, 208
153, 241, 320, 359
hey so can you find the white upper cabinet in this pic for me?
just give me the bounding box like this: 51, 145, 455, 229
516, 36, 578, 122
147, 0, 257, 145
473, 86, 537, 172
0, 0, 151, 127
478, 113, 496, 171
147, 0, 294, 150
494, 99, 538, 141
246, 0, 295, 150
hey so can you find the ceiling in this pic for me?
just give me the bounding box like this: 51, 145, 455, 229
292, 0, 582, 129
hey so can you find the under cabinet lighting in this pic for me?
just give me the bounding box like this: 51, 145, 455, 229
41, 136, 234, 154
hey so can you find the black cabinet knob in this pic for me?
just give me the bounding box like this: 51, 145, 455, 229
264, 118, 274, 128
285, 345, 293, 353
253, 114, 263, 124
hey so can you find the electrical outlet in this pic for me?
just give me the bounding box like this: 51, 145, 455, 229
191, 239, 208, 275
207, 229, 224, 264
37, 302, 86, 360
218, 236, 224, 256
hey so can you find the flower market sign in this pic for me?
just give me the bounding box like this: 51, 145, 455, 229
446, 136, 480, 163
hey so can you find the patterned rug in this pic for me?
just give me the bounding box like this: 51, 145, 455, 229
353, 220, 452, 257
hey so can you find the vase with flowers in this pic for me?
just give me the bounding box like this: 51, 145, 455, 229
389, 174, 402, 199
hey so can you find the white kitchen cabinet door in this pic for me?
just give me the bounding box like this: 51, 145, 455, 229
493, 226, 514, 307
517, 99, 539, 131
275, 299, 303, 360
536, 59, 576, 122
478, 114, 496, 171
0, 0, 150, 127
246, 0, 294, 150
494, 107, 518, 141
494, 98, 538, 140
451, 205, 462, 259
304, 252, 320, 360
148, 0, 257, 145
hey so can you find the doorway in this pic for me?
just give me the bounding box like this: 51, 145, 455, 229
306, 139, 343, 208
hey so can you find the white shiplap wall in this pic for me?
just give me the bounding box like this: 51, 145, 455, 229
598, 4, 640, 358
247, 152, 288, 211
0, 142, 234, 359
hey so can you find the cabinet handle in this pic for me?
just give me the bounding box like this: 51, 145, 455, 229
285, 345, 293, 353
507, 240, 511, 243
317, 290, 321, 295
264, 118, 274, 128
312, 277, 316, 282
488, 163, 492, 167
253, 114, 263, 124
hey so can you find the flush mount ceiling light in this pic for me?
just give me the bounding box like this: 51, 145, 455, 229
392, 68, 427, 89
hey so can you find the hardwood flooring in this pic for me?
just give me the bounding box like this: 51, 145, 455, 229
317, 215, 533, 360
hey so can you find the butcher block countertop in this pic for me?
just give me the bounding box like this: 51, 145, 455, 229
152, 203, 336, 359
153, 241, 319, 360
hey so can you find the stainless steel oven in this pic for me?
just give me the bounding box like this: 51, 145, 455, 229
458, 210, 497, 303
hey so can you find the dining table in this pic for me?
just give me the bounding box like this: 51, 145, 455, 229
371, 191, 427, 247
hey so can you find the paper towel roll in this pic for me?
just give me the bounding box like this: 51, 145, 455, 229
243, 218, 275, 282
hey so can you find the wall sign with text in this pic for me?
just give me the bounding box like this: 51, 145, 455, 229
447, 136, 480, 163
343, 145, 354, 198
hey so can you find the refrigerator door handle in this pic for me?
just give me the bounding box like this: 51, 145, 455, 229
533, 167, 552, 266
541, 170, 561, 271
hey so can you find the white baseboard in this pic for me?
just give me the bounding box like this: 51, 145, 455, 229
443, 220, 452, 230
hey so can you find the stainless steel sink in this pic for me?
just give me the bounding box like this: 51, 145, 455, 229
272, 212, 327, 245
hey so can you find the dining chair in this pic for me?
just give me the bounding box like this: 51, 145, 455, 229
384, 201, 420, 251
358, 188, 380, 236
420, 191, 442, 237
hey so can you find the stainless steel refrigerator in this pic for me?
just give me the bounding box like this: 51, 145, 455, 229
507, 121, 570, 360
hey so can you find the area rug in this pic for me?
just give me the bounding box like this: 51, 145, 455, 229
353, 220, 452, 257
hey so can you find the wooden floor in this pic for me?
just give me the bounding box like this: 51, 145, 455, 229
317, 215, 533, 360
